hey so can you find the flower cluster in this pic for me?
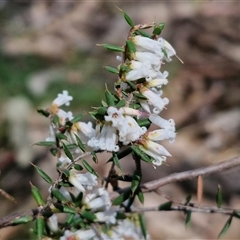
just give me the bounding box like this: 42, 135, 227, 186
47, 169, 147, 240
37, 17, 177, 240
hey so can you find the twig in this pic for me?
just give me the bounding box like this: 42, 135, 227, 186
110, 156, 240, 199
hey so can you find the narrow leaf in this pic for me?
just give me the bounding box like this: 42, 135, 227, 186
112, 190, 131, 206
122, 10, 134, 27
218, 216, 232, 238
153, 23, 165, 35
62, 142, 73, 161
133, 92, 148, 100
30, 182, 45, 206
136, 30, 151, 38
131, 170, 141, 194
12, 215, 33, 225
81, 210, 96, 222
138, 213, 147, 240
51, 189, 68, 203
137, 118, 151, 129
56, 133, 67, 140
71, 113, 84, 123
115, 99, 126, 108
31, 163, 53, 184
74, 164, 83, 171
184, 195, 192, 205
113, 153, 122, 171
65, 213, 75, 225
104, 66, 119, 74
158, 201, 172, 211
185, 211, 191, 228
126, 40, 136, 53
37, 109, 50, 117
97, 44, 124, 52
91, 151, 98, 163
36, 216, 44, 240
82, 160, 98, 177
34, 141, 55, 147
131, 146, 152, 163
105, 89, 116, 106
137, 190, 144, 204
74, 133, 86, 152
216, 184, 222, 208
63, 206, 77, 214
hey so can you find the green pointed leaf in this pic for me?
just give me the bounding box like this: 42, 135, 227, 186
74, 134, 86, 152
82, 159, 98, 177
62, 142, 73, 161
30, 182, 45, 206
71, 113, 84, 123
158, 201, 172, 211
126, 40, 136, 53
185, 211, 191, 228
74, 164, 83, 171
53, 114, 60, 125
98, 44, 124, 52
131, 146, 152, 163
126, 80, 137, 90
116, 212, 126, 220
131, 170, 141, 194
122, 10, 134, 27
153, 23, 165, 35
136, 30, 151, 38
63, 206, 77, 214
12, 215, 33, 225
50, 148, 58, 156
133, 92, 148, 100
37, 109, 50, 117
137, 118, 151, 129
105, 89, 116, 106
113, 153, 122, 171
138, 213, 147, 240
115, 99, 126, 108
112, 190, 131, 206
35, 141, 55, 147
184, 195, 192, 205
81, 210, 96, 222
218, 216, 232, 238
65, 213, 75, 225
91, 151, 98, 163
36, 216, 45, 240
216, 185, 222, 208
137, 190, 144, 204
56, 133, 67, 140
97, 106, 107, 115
51, 189, 68, 203
104, 66, 119, 74
31, 164, 53, 184
233, 210, 240, 219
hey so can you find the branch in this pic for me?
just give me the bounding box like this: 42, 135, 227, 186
110, 156, 240, 199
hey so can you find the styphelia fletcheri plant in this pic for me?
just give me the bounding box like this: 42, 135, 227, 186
33, 10, 178, 239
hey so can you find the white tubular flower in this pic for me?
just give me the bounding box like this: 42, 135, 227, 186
139, 139, 171, 166
95, 209, 117, 224
59, 186, 72, 201
147, 129, 176, 143
132, 35, 164, 59
115, 218, 150, 240
134, 52, 161, 69
56, 109, 73, 125
87, 122, 119, 152
118, 115, 147, 145
105, 107, 146, 144
140, 85, 169, 112
149, 114, 175, 131
47, 214, 58, 232
145, 78, 168, 88
83, 187, 111, 211
158, 37, 176, 61
69, 172, 98, 192
45, 125, 55, 142
52, 90, 73, 107
125, 60, 157, 81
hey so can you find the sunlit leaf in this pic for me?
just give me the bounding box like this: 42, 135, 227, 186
138, 213, 147, 240
36, 216, 44, 240
97, 44, 124, 52
185, 211, 191, 228
30, 182, 45, 206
